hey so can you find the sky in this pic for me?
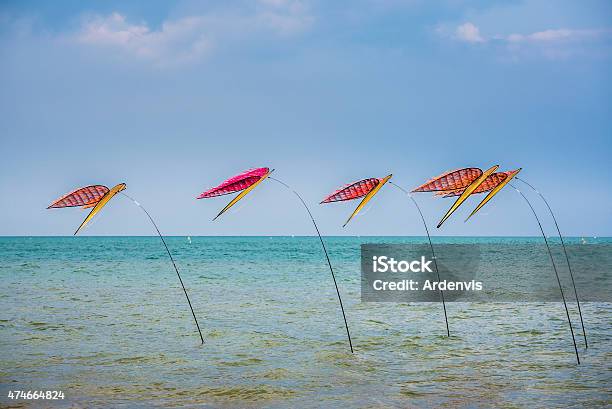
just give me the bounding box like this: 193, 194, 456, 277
0, 0, 610, 236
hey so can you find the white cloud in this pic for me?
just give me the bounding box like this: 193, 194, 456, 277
455, 22, 485, 43
506, 28, 607, 43
74, 1, 313, 66
447, 23, 610, 45
77, 13, 212, 65
442, 22, 612, 59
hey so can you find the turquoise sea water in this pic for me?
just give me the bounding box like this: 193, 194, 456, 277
0, 236, 610, 408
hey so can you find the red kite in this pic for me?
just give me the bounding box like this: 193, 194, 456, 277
426, 166, 581, 363
321, 174, 450, 337
435, 165, 499, 228
435, 171, 513, 197
320, 175, 392, 227
47, 183, 126, 235
48, 182, 204, 344
423, 169, 522, 222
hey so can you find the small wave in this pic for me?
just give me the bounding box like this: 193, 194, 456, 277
194, 385, 297, 401
219, 357, 263, 367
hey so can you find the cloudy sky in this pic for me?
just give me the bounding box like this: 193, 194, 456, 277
0, 0, 610, 236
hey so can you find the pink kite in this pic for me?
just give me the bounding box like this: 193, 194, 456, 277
197, 168, 269, 199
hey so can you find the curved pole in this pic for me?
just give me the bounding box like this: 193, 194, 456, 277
269, 177, 354, 353
509, 184, 579, 364
516, 177, 587, 349
121, 193, 205, 345
389, 182, 450, 337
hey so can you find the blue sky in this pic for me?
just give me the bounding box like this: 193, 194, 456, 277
0, 0, 610, 236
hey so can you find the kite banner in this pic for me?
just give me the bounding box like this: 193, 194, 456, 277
212, 169, 272, 220
322, 176, 451, 337
49, 182, 205, 344
197, 167, 273, 221
200, 170, 355, 352
436, 171, 513, 197
47, 183, 126, 235
343, 174, 392, 227
197, 167, 270, 199
74, 183, 127, 235
436, 165, 498, 228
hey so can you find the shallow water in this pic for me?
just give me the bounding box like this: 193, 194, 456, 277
0, 237, 610, 408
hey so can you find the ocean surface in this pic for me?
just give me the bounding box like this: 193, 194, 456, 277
0, 236, 610, 408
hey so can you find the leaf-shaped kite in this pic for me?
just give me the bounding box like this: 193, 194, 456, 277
198, 168, 356, 351
49, 183, 205, 343
320, 178, 381, 203
453, 168, 580, 363
74, 183, 127, 235
48, 183, 127, 235
412, 168, 482, 193
436, 165, 499, 228
320, 174, 451, 336
197, 168, 270, 199
320, 175, 392, 227
436, 171, 513, 197
47, 185, 110, 209
197, 167, 272, 220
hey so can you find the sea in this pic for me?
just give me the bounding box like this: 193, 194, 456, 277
0, 236, 610, 408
